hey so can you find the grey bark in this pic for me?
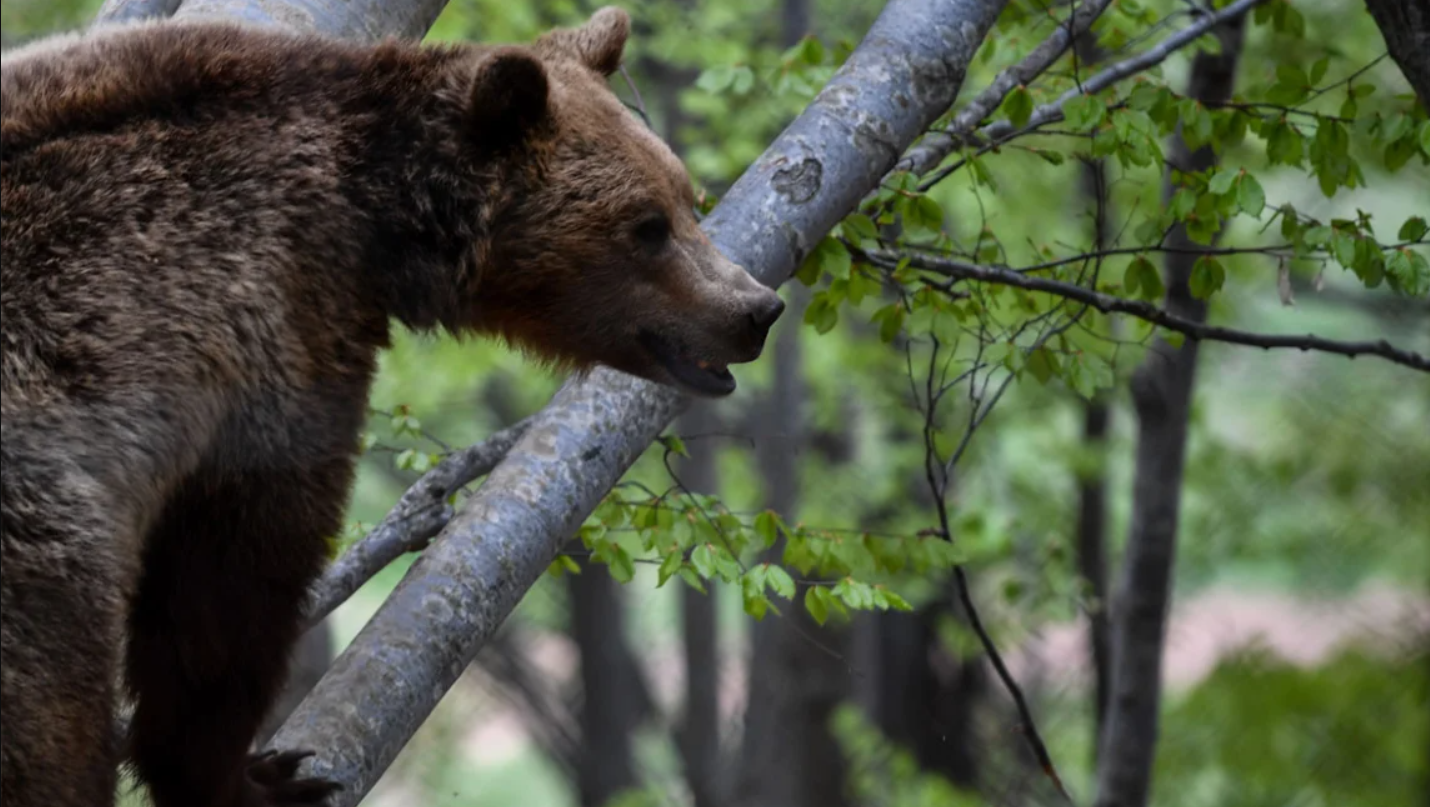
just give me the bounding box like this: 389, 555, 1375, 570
1364, 0, 1430, 109
174, 0, 448, 42
676, 404, 725, 807
1093, 17, 1246, 807
95, 0, 182, 25
149, 0, 1012, 798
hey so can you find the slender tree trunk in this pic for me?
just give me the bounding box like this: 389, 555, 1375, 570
1077, 400, 1112, 739
735, 284, 852, 807
733, 2, 850, 801
1093, 18, 1246, 807
570, 563, 652, 805
1073, 27, 1114, 754
1364, 0, 1430, 108
676, 404, 725, 807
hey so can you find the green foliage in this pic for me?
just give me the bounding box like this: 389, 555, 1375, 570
1155, 647, 1428, 807
831, 705, 983, 807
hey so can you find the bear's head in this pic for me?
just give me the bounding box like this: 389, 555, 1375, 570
458, 7, 784, 397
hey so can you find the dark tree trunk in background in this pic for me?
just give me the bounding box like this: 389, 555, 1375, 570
570, 563, 653, 805
854, 417, 983, 790
735, 282, 852, 807
1076, 400, 1112, 740
865, 596, 983, 788
1364, 0, 1430, 108
734, 0, 850, 801
676, 404, 725, 807
1094, 18, 1246, 807
1073, 27, 1114, 756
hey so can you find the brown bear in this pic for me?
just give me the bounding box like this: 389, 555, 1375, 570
0, 8, 783, 806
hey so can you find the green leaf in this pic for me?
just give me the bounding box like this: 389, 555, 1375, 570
1397, 216, 1428, 242
1381, 112, 1413, 144
1179, 100, 1213, 149
1332, 231, 1358, 268
1266, 121, 1305, 167
767, 566, 797, 600
730, 66, 755, 95
872, 303, 905, 343
815, 237, 852, 280
1309, 56, 1329, 85
883, 590, 914, 612
658, 434, 689, 458
1064, 94, 1107, 131
657, 551, 683, 587
1025, 347, 1060, 385
691, 544, 717, 579
1034, 148, 1066, 165
678, 567, 707, 594
1003, 84, 1034, 128
803, 293, 840, 334
1124, 255, 1164, 301
1420, 121, 1430, 156
796, 237, 850, 285
696, 65, 735, 94
1208, 169, 1237, 195
1189, 256, 1226, 299
1236, 173, 1266, 217
607, 545, 636, 583
805, 586, 829, 626
841, 213, 879, 243
754, 510, 781, 549
898, 193, 944, 238
547, 554, 582, 578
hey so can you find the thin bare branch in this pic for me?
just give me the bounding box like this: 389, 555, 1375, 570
916, 0, 1267, 189
899, 0, 1115, 177
866, 249, 1430, 373
304, 417, 532, 628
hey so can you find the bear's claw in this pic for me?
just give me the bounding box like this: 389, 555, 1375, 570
245, 750, 342, 806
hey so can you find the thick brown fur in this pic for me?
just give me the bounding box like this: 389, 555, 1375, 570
0, 9, 781, 806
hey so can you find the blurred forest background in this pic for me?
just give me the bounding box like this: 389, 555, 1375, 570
4, 0, 1427, 805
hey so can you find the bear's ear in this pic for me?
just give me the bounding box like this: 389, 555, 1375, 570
535, 6, 630, 77
467, 48, 551, 151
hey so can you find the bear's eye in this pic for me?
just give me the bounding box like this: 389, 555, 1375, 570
633, 215, 671, 249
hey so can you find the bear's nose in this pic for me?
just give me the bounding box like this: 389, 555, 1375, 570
747, 294, 786, 334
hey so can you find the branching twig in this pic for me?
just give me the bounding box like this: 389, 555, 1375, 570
304, 417, 532, 628
897, 0, 1115, 177
916, 0, 1266, 190
867, 249, 1430, 373
913, 320, 1079, 805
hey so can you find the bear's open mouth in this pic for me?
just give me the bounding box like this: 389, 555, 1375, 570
638, 331, 736, 397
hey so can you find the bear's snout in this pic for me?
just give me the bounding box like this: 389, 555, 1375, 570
739, 290, 785, 355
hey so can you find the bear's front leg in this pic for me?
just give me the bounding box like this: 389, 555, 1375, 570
124, 461, 351, 807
